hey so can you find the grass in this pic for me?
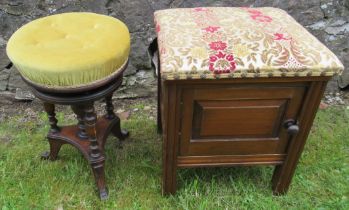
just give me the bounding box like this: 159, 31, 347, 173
0, 105, 348, 209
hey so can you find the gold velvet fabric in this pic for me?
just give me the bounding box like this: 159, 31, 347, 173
7, 12, 130, 88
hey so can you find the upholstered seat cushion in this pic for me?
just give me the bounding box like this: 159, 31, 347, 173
7, 12, 130, 88
154, 7, 344, 80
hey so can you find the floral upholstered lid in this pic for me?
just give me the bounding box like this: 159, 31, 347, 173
154, 7, 344, 80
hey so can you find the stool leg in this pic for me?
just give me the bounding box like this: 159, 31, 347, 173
105, 94, 116, 120
162, 137, 178, 195
71, 105, 88, 139
84, 103, 108, 200
157, 67, 162, 134
41, 139, 64, 160
43, 102, 59, 133
105, 94, 129, 140
42, 103, 62, 160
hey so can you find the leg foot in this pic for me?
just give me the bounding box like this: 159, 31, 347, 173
91, 161, 108, 200
41, 139, 63, 160
99, 189, 108, 200
271, 165, 289, 195
41, 151, 50, 160
111, 118, 129, 141
162, 166, 177, 195
162, 147, 177, 195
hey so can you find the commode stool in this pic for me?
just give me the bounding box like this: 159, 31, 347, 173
6, 12, 130, 199
153, 7, 344, 195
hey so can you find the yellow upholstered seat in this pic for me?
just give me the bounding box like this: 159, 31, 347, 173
6, 12, 130, 88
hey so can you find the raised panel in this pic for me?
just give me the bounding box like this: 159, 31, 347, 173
192, 99, 286, 139
179, 85, 307, 156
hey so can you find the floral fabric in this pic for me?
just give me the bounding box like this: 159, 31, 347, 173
154, 7, 344, 80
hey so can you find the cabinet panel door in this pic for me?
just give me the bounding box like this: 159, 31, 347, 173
179, 84, 306, 156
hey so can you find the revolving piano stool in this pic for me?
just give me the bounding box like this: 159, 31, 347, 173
7, 12, 131, 200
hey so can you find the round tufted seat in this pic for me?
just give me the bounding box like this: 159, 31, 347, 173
7, 12, 130, 90
6, 12, 131, 200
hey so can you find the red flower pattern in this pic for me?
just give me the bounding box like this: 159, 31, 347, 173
274, 33, 291, 40
209, 41, 227, 51
191, 7, 237, 75
245, 8, 273, 23
209, 51, 236, 74
251, 15, 273, 22
193, 7, 209, 12
247, 9, 262, 15
203, 26, 220, 33
226, 54, 234, 61
156, 24, 160, 32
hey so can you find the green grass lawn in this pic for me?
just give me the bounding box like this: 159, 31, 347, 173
0, 106, 348, 209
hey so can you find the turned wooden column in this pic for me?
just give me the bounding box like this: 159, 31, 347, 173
43, 103, 59, 133
83, 103, 108, 200
105, 94, 116, 120
71, 105, 88, 139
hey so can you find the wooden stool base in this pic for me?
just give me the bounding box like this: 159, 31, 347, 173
25, 68, 129, 200
41, 115, 128, 200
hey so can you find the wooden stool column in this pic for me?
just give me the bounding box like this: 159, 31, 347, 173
71, 105, 88, 139
44, 103, 59, 133
84, 103, 108, 199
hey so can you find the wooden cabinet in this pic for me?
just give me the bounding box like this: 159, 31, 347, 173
159, 78, 329, 195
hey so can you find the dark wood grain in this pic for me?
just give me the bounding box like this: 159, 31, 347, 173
179, 85, 306, 156
192, 99, 286, 138
177, 154, 286, 167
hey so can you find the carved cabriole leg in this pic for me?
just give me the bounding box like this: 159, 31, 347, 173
105, 94, 129, 140
44, 102, 59, 133
71, 105, 88, 139
84, 103, 108, 200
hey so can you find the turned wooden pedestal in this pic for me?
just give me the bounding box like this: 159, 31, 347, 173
158, 76, 329, 195
25, 73, 129, 200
